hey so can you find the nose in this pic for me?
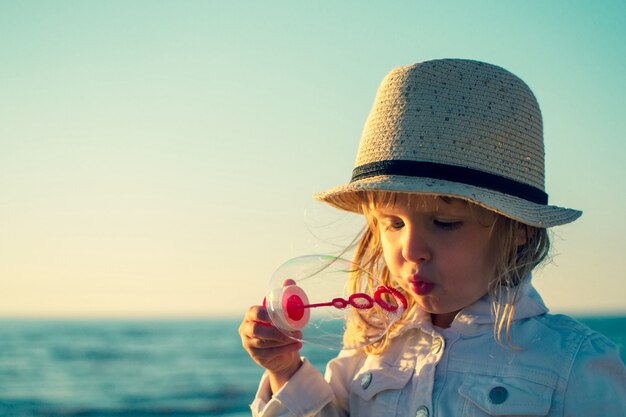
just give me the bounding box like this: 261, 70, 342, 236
401, 224, 431, 264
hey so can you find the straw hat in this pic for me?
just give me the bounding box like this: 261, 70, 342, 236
314, 59, 581, 227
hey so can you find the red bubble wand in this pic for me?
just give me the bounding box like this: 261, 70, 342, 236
262, 255, 410, 350
266, 281, 408, 331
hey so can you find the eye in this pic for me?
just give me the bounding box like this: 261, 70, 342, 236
434, 219, 462, 230
383, 219, 405, 231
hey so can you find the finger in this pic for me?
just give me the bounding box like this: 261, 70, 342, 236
247, 328, 302, 346
247, 305, 272, 324
251, 310, 272, 327
250, 305, 298, 330
246, 344, 302, 370
247, 340, 302, 356
241, 326, 301, 353
246, 320, 302, 342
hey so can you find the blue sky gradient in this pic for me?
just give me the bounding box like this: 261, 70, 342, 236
1, 1, 625, 317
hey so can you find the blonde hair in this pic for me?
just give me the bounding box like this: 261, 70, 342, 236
344, 191, 550, 354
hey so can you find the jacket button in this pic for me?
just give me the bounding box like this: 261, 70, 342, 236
431, 337, 443, 354
415, 405, 429, 417
489, 386, 508, 404
360, 372, 372, 389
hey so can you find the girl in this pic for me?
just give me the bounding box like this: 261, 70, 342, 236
239, 59, 626, 416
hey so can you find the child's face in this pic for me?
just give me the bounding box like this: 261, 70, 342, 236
370, 194, 497, 328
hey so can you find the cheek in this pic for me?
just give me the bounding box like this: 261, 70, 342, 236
445, 235, 494, 276
380, 241, 393, 268
465, 238, 498, 285
380, 237, 401, 267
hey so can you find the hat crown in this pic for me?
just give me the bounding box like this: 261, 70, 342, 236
355, 59, 545, 191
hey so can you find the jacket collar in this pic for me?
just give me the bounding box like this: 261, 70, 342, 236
450, 280, 549, 335
396, 279, 549, 338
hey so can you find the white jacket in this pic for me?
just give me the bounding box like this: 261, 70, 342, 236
251, 283, 626, 416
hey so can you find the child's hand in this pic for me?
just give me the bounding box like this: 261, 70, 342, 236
239, 304, 303, 393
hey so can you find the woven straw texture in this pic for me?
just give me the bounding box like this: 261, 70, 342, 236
314, 59, 581, 227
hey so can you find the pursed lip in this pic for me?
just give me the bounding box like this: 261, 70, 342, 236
407, 274, 432, 284
407, 275, 435, 296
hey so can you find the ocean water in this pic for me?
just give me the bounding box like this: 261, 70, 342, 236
0, 316, 623, 417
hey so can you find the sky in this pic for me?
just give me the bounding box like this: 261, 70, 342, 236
1, 1, 625, 318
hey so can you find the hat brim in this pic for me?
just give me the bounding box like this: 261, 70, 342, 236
314, 175, 582, 228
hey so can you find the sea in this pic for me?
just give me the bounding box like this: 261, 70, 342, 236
0, 316, 624, 417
